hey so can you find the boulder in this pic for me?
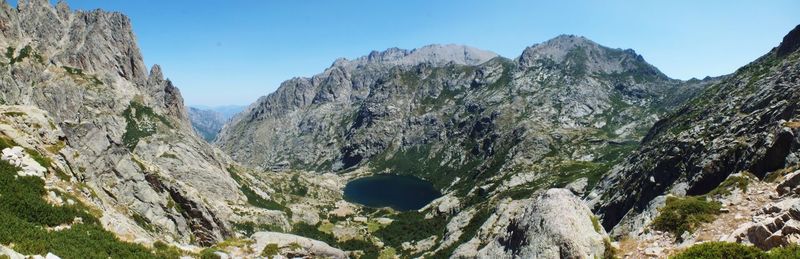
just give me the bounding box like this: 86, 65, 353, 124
566, 177, 589, 195
250, 232, 347, 259
473, 189, 608, 258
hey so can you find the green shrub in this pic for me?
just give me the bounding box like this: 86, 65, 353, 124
160, 153, 179, 159
708, 175, 751, 197
768, 245, 800, 258
3, 111, 24, 117
652, 196, 721, 239
0, 135, 15, 149
261, 243, 279, 258
0, 159, 161, 258
232, 221, 282, 236
591, 215, 603, 233
227, 166, 243, 184
122, 101, 173, 150
291, 223, 337, 245
199, 248, 221, 259
62, 66, 84, 75
239, 184, 285, 211
131, 213, 155, 232
153, 241, 183, 259
671, 242, 765, 259
290, 174, 308, 196
5, 47, 13, 61
372, 211, 447, 248
0, 161, 96, 227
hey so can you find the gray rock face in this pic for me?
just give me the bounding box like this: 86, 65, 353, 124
453, 189, 609, 258
590, 25, 800, 233
339, 44, 498, 68
217, 35, 708, 197
0, 0, 245, 245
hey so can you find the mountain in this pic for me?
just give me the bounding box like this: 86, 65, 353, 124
187, 107, 227, 142
217, 35, 708, 191
3, 0, 797, 257
0, 0, 300, 256
191, 105, 246, 119
589, 24, 800, 243
215, 34, 715, 257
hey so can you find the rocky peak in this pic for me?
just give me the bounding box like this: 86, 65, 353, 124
148, 64, 164, 82
16, 0, 51, 9
519, 34, 666, 79
336, 44, 498, 68
2, 0, 148, 84
777, 24, 800, 57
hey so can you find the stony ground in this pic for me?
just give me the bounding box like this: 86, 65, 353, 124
617, 169, 798, 258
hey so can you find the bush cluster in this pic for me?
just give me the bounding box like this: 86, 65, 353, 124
0, 159, 161, 258
652, 196, 721, 238
672, 242, 800, 259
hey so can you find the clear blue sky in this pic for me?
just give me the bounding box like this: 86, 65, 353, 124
45, 1, 800, 106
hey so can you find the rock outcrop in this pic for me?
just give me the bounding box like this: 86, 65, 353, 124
452, 189, 609, 258
590, 24, 800, 236
0, 0, 253, 246
723, 169, 800, 250
249, 232, 347, 259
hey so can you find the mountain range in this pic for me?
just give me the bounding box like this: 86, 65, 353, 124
1, 0, 799, 258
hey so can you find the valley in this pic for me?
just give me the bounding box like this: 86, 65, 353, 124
0, 0, 798, 258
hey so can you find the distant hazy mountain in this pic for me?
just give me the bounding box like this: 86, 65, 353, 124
187, 105, 245, 141
191, 105, 246, 119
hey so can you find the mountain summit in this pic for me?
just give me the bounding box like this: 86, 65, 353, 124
519, 35, 667, 79
335, 44, 499, 68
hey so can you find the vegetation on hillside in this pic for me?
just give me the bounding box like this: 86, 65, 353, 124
671, 242, 800, 259
0, 158, 166, 258
652, 196, 721, 239
122, 100, 173, 150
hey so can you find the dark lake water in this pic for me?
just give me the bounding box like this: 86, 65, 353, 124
343, 174, 442, 211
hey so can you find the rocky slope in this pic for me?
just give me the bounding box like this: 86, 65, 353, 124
589, 24, 800, 238
0, 0, 266, 248
215, 33, 717, 258
218, 35, 709, 191
187, 106, 227, 142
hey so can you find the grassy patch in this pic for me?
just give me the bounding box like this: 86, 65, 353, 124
227, 166, 243, 184
131, 212, 155, 232
0, 135, 17, 150
652, 196, 721, 238
46, 141, 66, 154
24, 148, 52, 168
378, 247, 398, 259
708, 174, 752, 197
